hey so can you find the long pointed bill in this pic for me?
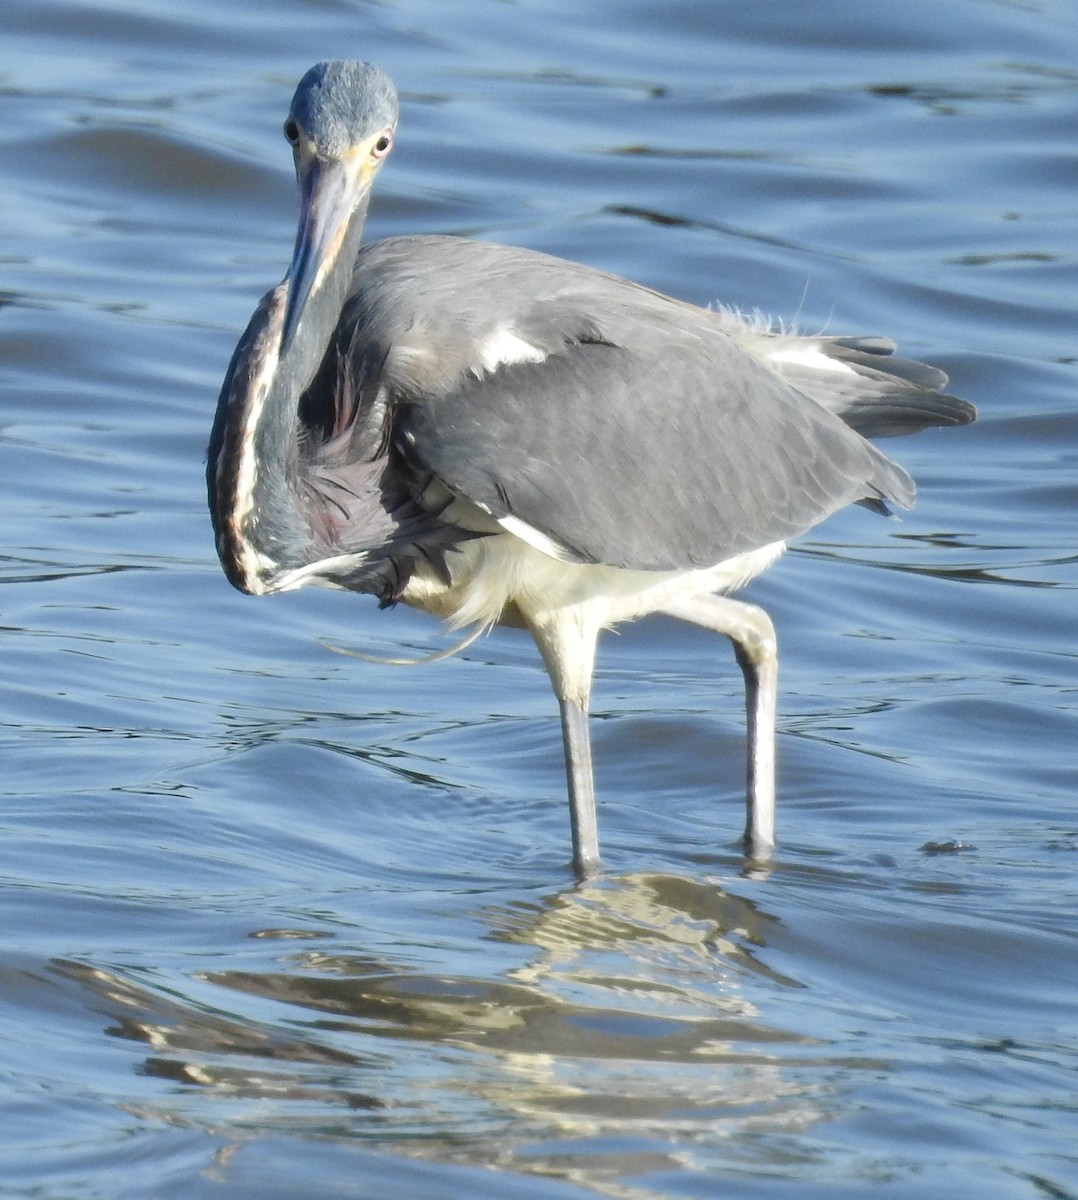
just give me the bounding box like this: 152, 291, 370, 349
280, 154, 368, 356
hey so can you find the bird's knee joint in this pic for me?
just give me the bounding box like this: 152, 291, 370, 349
733, 628, 777, 670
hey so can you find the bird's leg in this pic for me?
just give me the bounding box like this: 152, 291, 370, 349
520, 606, 603, 878
660, 594, 777, 859
559, 693, 601, 877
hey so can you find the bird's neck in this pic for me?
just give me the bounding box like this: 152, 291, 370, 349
255, 197, 373, 477
207, 205, 369, 595
249, 204, 368, 487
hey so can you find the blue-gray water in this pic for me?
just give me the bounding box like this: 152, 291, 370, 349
2, 1, 1077, 1196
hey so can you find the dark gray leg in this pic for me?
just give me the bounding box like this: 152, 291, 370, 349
559, 695, 601, 876
523, 609, 603, 878
660, 593, 777, 858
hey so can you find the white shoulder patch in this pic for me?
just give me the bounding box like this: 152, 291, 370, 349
497, 513, 574, 562
764, 342, 859, 377
474, 327, 548, 375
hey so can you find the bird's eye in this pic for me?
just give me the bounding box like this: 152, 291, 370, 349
372, 132, 393, 157
283, 119, 300, 145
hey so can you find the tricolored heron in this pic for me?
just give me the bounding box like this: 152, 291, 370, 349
207, 61, 974, 876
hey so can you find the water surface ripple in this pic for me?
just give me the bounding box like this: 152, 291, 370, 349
2, 1, 1076, 1196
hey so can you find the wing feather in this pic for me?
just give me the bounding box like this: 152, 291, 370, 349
337, 235, 967, 572
398, 338, 912, 571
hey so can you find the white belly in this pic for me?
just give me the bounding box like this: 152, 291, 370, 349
401, 526, 786, 633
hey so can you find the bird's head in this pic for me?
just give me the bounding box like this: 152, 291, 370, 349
280, 61, 399, 354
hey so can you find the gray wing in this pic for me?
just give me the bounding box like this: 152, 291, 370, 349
748, 332, 976, 439
397, 335, 912, 571
345, 236, 940, 572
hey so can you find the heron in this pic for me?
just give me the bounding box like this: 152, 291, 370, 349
207, 60, 974, 876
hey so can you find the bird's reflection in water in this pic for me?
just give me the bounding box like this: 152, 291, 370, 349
53, 875, 867, 1186
50, 957, 382, 1114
